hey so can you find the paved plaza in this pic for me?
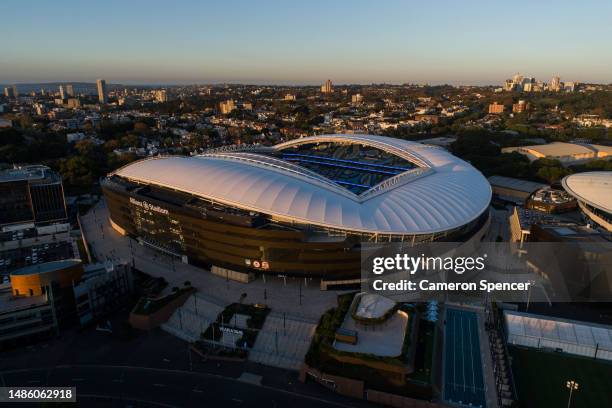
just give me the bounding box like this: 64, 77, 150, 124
161, 294, 226, 342
81, 199, 328, 371
249, 313, 317, 370
81, 199, 343, 320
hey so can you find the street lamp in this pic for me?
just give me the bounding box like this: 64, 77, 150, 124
526, 279, 536, 311
566, 380, 579, 408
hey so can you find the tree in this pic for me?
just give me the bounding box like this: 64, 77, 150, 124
58, 156, 99, 192
103, 139, 120, 153
74, 139, 96, 157
536, 165, 570, 184
133, 122, 150, 134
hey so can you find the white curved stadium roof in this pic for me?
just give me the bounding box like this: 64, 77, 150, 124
112, 134, 491, 235
562, 171, 612, 213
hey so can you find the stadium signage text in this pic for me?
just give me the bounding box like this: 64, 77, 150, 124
219, 326, 243, 336
129, 197, 169, 215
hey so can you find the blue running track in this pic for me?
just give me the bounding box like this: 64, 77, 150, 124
444, 308, 486, 407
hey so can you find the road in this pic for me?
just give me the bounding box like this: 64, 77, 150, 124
1, 365, 357, 408
0, 308, 375, 408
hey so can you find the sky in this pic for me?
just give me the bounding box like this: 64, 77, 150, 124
1, 0, 611, 85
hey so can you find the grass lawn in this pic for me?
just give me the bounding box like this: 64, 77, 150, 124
510, 346, 612, 408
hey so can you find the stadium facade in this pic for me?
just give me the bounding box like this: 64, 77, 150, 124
562, 171, 612, 232
102, 134, 491, 283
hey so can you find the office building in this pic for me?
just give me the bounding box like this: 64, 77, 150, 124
0, 279, 57, 349
0, 165, 73, 273
351, 93, 363, 104
96, 79, 107, 104
4, 87, 15, 98
564, 81, 576, 92
155, 89, 168, 102
65, 84, 74, 97
34, 103, 46, 115
0, 259, 133, 349
219, 99, 235, 114
488, 102, 505, 114
321, 79, 333, 94
66, 98, 81, 109
512, 100, 529, 113
73, 261, 134, 326
549, 76, 562, 92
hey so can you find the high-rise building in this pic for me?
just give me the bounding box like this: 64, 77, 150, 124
4, 86, 18, 98
503, 79, 516, 91
564, 81, 576, 92
155, 89, 168, 102
59, 85, 66, 100
321, 79, 333, 94
351, 93, 363, 104
219, 99, 236, 114
66, 84, 75, 97
550, 76, 561, 92
488, 102, 505, 114
512, 100, 529, 113
66, 98, 81, 109
34, 103, 46, 115
0, 165, 72, 273
96, 79, 107, 104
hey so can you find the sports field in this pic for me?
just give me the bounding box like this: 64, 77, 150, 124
444, 308, 486, 407
510, 346, 612, 408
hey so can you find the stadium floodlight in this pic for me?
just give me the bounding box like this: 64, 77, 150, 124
565, 380, 579, 408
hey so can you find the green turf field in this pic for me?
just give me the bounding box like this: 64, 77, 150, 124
509, 346, 612, 408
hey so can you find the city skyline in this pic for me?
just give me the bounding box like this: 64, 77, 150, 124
1, 0, 611, 85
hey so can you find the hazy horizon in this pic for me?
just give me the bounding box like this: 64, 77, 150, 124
2, 0, 611, 85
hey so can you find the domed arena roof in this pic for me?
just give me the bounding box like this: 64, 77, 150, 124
562, 171, 612, 213
112, 134, 491, 235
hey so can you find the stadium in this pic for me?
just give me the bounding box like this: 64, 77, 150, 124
562, 171, 612, 232
102, 134, 491, 285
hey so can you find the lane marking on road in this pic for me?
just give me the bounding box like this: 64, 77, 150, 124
78, 394, 177, 408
